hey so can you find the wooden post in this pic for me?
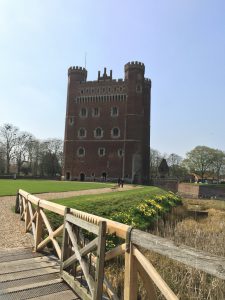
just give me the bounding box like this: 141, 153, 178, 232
35, 205, 43, 251
24, 200, 30, 232
60, 207, 70, 275
15, 191, 20, 213
93, 221, 106, 300
124, 245, 138, 300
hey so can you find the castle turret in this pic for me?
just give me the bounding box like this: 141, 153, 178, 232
68, 66, 87, 82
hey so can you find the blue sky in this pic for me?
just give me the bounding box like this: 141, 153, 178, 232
0, 0, 224, 157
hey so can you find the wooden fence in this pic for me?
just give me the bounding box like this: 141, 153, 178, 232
15, 189, 225, 300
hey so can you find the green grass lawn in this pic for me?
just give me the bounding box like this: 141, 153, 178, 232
0, 179, 112, 196
51, 186, 166, 219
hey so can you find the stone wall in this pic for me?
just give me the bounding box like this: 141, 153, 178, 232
178, 183, 225, 199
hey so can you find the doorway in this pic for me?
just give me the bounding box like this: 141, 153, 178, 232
102, 172, 107, 181
80, 173, 85, 181
66, 172, 70, 180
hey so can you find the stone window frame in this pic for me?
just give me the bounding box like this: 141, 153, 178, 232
92, 107, 100, 117
111, 127, 120, 138
98, 147, 106, 157
111, 106, 119, 117
79, 107, 88, 118
78, 128, 87, 139
94, 127, 104, 139
77, 147, 85, 157
118, 148, 124, 158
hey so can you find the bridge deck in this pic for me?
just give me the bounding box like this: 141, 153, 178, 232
0, 248, 79, 300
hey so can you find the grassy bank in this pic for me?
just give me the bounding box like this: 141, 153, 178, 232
50, 187, 181, 231
0, 179, 112, 196
52, 186, 166, 218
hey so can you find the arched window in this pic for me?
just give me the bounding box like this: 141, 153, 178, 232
78, 128, 86, 138
77, 147, 85, 157
94, 127, 103, 138
111, 127, 120, 138
80, 107, 88, 117
111, 106, 119, 117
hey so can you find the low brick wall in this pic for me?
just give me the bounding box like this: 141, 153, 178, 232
151, 179, 178, 193
178, 183, 200, 198
178, 183, 225, 199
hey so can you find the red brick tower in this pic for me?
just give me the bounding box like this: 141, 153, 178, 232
63, 62, 151, 184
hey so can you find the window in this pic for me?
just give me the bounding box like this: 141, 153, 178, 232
92, 107, 100, 117
94, 127, 103, 138
98, 147, 106, 157
118, 149, 124, 157
78, 128, 86, 138
77, 147, 85, 157
111, 127, 120, 138
80, 107, 87, 117
111, 106, 119, 117
69, 117, 74, 125
81, 89, 84, 94
136, 85, 142, 93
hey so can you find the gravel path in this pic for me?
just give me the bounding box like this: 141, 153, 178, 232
0, 184, 138, 249
0, 195, 33, 249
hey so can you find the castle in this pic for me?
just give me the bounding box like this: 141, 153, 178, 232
63, 61, 151, 184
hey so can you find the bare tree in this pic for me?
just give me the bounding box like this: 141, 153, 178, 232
0, 124, 18, 174
13, 132, 33, 175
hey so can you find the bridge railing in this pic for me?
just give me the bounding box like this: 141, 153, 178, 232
16, 189, 225, 300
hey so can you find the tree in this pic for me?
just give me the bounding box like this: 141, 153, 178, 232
210, 149, 225, 183
183, 146, 215, 181
13, 132, 33, 175
0, 145, 5, 174
150, 148, 163, 178
0, 124, 18, 174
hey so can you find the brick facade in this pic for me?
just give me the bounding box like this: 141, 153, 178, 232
63, 62, 151, 184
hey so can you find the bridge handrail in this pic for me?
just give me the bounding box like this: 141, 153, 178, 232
16, 189, 225, 300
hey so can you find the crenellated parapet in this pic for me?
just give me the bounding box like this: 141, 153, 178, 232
68, 66, 87, 81
124, 61, 145, 73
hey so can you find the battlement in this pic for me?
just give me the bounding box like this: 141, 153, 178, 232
124, 61, 145, 72
68, 66, 87, 76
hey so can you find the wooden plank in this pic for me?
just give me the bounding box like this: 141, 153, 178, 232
131, 229, 225, 280
94, 221, 106, 300
0, 252, 42, 263
62, 271, 92, 300
0, 273, 60, 290
65, 222, 95, 295
0, 282, 70, 300
0, 255, 58, 268
105, 243, 126, 262
28, 289, 79, 300
70, 208, 130, 239
136, 258, 157, 300
80, 237, 98, 257
133, 247, 178, 300
60, 207, 71, 275
66, 213, 99, 235
0, 260, 59, 274
0, 266, 59, 282
124, 245, 138, 300
35, 207, 43, 251
0, 278, 63, 294
40, 199, 65, 216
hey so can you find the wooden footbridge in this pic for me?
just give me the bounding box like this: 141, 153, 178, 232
1, 190, 225, 299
